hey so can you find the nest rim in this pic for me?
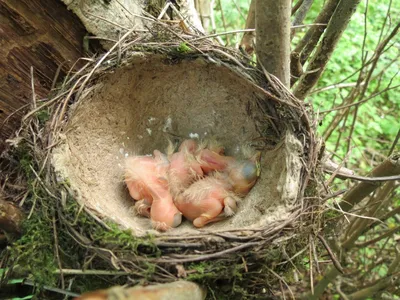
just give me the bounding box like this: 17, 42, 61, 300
2, 22, 321, 274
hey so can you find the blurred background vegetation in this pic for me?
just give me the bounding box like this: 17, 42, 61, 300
211, 0, 399, 298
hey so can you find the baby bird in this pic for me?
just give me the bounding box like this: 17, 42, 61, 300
167, 139, 204, 196
124, 150, 182, 231
175, 176, 240, 228
176, 149, 261, 227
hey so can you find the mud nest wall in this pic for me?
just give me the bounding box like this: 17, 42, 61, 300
51, 54, 306, 236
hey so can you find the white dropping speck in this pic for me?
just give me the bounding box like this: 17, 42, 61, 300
137, 135, 143, 139
148, 117, 156, 124
189, 133, 199, 139
163, 117, 172, 132
204, 132, 208, 135
125, 153, 129, 158
122, 142, 125, 147
127, 136, 130, 140
119, 148, 124, 154
116, 156, 119, 160
118, 163, 122, 168
146, 128, 152, 136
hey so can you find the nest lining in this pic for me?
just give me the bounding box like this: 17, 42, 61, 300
50, 54, 306, 236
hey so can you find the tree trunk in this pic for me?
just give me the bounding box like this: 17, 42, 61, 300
255, 0, 291, 87
0, 0, 87, 154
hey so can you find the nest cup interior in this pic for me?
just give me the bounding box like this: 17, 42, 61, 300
52, 56, 304, 236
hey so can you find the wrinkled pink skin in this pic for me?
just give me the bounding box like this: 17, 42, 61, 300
124, 150, 182, 231
168, 140, 204, 196
175, 144, 261, 228
197, 148, 260, 196
175, 177, 239, 228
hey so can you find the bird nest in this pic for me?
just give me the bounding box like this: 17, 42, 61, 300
2, 24, 321, 294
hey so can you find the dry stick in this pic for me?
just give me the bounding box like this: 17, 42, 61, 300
389, 129, 400, 157
311, 82, 359, 94
344, 181, 396, 244
347, 271, 400, 300
209, 0, 224, 44
309, 156, 400, 300
155, 241, 260, 264
317, 234, 344, 274
52, 215, 65, 290
319, 84, 400, 114
309, 234, 314, 295
335, 279, 350, 300
353, 226, 400, 248
346, 107, 358, 155
267, 267, 295, 300
232, 0, 246, 21
293, 0, 361, 100
321, 22, 400, 138
217, 0, 229, 44
323, 171, 400, 182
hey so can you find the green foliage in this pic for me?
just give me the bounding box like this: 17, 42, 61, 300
304, 0, 400, 169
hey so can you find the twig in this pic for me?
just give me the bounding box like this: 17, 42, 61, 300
323, 171, 400, 183
30, 67, 37, 110
232, 0, 246, 21
52, 215, 65, 289
388, 129, 400, 157
309, 235, 314, 295
155, 241, 260, 263
217, 0, 229, 44
267, 267, 295, 300
22, 279, 79, 298
54, 269, 131, 275
354, 226, 400, 248
317, 234, 344, 274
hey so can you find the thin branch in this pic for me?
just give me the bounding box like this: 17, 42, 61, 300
293, 0, 338, 64
293, 0, 362, 100
291, 0, 314, 39
339, 155, 400, 212
317, 234, 344, 274
354, 226, 400, 248
389, 129, 400, 157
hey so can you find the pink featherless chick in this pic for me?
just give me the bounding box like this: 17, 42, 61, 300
124, 150, 182, 231
176, 149, 261, 228
167, 139, 204, 197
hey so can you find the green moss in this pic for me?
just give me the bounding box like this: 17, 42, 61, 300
177, 42, 192, 53
35, 109, 50, 125
9, 214, 57, 287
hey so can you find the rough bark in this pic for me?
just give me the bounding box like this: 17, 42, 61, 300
293, 0, 361, 100
61, 0, 145, 40
255, 0, 291, 87
0, 0, 86, 154
195, 0, 211, 32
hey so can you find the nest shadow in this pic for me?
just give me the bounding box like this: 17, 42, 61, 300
52, 56, 304, 236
